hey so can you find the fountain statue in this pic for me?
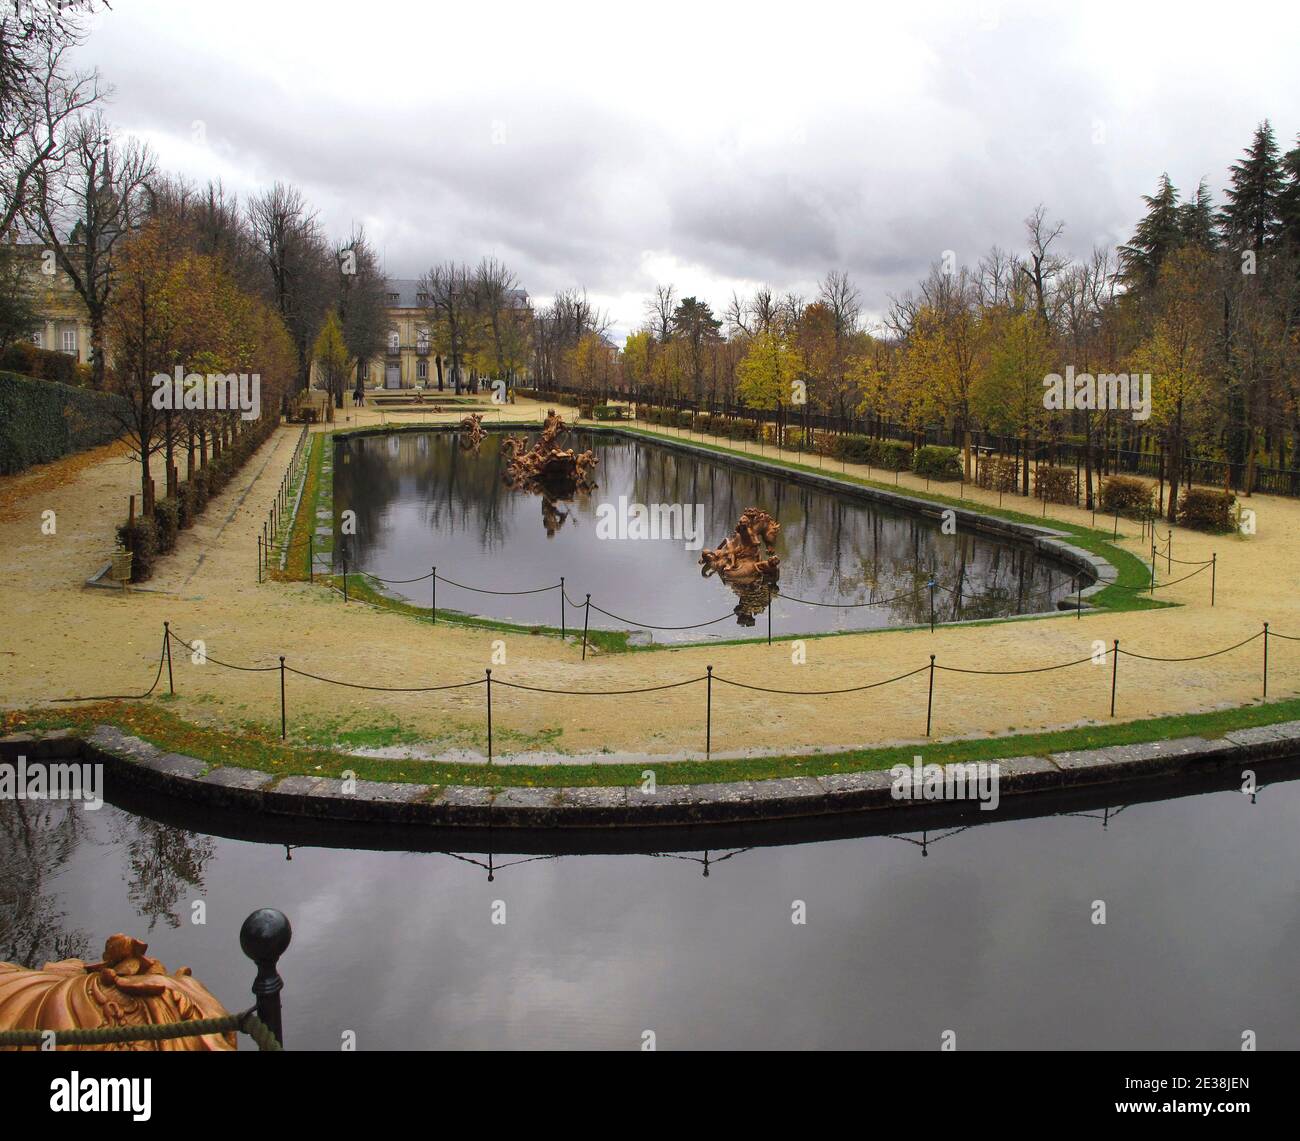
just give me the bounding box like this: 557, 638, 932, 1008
502, 410, 598, 492
501, 410, 598, 536
699, 506, 781, 585
0, 934, 236, 1051
459, 412, 486, 448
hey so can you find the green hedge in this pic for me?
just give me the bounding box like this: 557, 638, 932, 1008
0, 342, 91, 385
0, 370, 128, 474
912, 445, 962, 480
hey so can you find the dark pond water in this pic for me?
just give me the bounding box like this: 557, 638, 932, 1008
332, 430, 1082, 642
6, 765, 1299, 1050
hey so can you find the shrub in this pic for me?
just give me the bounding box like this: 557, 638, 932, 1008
976, 454, 1019, 492
833, 434, 874, 463
871, 439, 913, 471
153, 497, 180, 553
912, 445, 962, 480
593, 404, 625, 420
1100, 475, 1154, 517
1034, 465, 1078, 504
0, 342, 82, 384
1178, 487, 1235, 532
0, 370, 128, 474
116, 518, 159, 583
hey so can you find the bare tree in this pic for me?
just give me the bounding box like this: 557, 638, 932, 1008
421, 261, 476, 392
646, 283, 675, 342
248, 181, 332, 394
32, 113, 155, 388
1019, 204, 1067, 329
0, 0, 103, 236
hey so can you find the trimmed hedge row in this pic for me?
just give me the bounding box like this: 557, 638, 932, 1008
116, 417, 278, 582
0, 342, 92, 385
0, 370, 128, 475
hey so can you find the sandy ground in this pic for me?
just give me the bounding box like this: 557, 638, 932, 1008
1, 397, 1294, 763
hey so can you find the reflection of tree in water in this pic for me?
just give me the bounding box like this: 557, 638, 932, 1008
0, 798, 91, 968
109, 815, 215, 932
626, 439, 1075, 624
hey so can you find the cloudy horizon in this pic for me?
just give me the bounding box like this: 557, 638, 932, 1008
71, 0, 1300, 338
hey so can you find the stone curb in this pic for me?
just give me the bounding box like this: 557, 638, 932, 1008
2, 721, 1296, 829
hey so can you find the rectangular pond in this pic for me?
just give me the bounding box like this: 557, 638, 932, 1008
331, 428, 1082, 642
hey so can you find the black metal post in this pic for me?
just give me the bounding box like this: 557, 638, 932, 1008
767, 584, 772, 646
263, 521, 269, 564
1110, 640, 1119, 717
164, 622, 174, 694
1076, 576, 1082, 619
929, 578, 936, 634
926, 654, 935, 736
239, 909, 291, 1048
342, 554, 348, 603
582, 593, 591, 661
1211, 552, 1216, 606
485, 669, 493, 762
257, 535, 262, 583
308, 534, 313, 582
431, 567, 436, 625
560, 577, 566, 638
279, 656, 286, 738
706, 665, 713, 758
1263, 622, 1269, 698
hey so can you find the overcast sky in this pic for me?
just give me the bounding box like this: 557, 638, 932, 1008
73, 0, 1300, 339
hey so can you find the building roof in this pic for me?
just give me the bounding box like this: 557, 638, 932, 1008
383, 277, 528, 309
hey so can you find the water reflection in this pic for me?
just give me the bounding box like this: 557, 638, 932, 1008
333, 431, 1081, 641
6, 758, 1300, 1049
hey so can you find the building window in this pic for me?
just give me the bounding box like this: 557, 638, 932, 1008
417, 291, 428, 304
417, 359, 428, 380
416, 327, 430, 353
386, 292, 399, 302
61, 328, 77, 355
30, 329, 43, 349
387, 330, 400, 352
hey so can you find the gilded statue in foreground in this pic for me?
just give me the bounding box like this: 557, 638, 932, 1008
0, 934, 235, 1051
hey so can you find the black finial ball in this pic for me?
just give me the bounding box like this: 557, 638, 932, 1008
240, 908, 292, 964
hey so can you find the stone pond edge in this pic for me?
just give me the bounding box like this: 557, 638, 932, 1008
3, 721, 1297, 829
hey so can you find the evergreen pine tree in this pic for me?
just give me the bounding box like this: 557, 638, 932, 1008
1219, 120, 1284, 251
1177, 178, 1218, 251
1119, 173, 1182, 290
1277, 134, 1300, 250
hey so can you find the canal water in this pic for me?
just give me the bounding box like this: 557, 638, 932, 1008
5, 764, 1298, 1050
332, 430, 1082, 641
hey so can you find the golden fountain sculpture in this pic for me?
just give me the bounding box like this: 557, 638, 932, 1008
0, 935, 236, 1051
501, 409, 598, 492
699, 506, 782, 585
459, 412, 486, 448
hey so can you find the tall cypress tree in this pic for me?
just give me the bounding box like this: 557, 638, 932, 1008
1220, 120, 1284, 251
